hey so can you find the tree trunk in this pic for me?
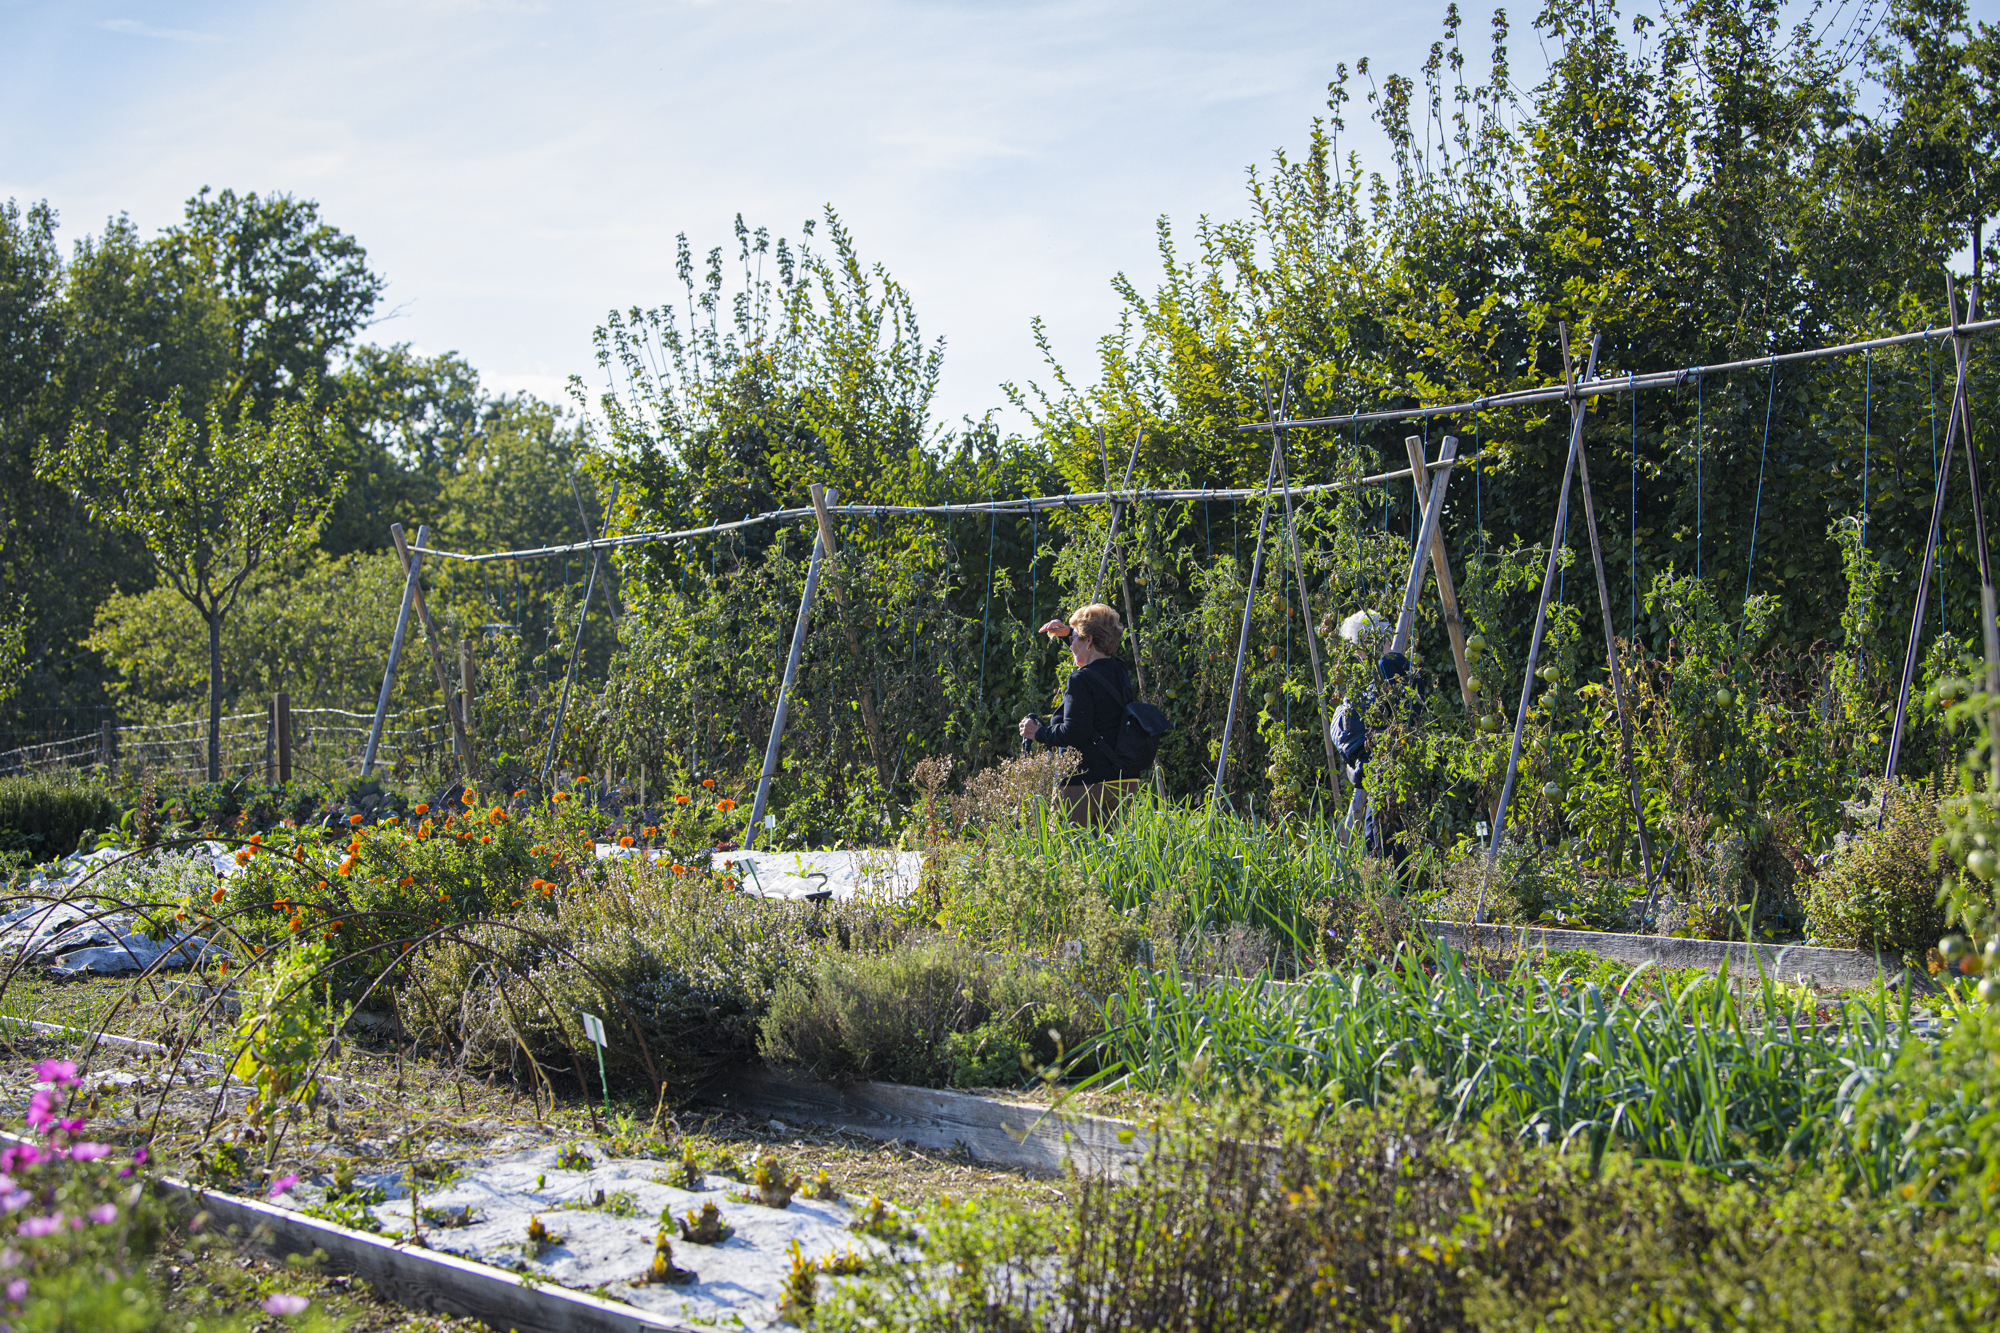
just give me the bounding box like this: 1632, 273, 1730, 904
207, 610, 223, 783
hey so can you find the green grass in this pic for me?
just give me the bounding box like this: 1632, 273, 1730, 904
1083, 945, 1906, 1169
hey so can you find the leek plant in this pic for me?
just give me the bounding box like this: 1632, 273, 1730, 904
1087, 945, 1906, 1170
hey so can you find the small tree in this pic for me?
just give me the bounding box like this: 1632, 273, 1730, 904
41, 391, 341, 780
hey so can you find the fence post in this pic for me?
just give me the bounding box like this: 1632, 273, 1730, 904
746, 485, 834, 848
274, 693, 292, 785
99, 719, 114, 776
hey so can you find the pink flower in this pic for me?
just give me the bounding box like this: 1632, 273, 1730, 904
261, 1294, 310, 1316
1, 1193, 28, 1214
267, 1173, 299, 1199
67, 1144, 111, 1163
31, 1061, 76, 1089
0, 1248, 18, 1269
87, 1204, 117, 1225
0, 1147, 37, 1174
3, 1278, 22, 1302
130, 1147, 148, 1166
16, 1215, 60, 1239
55, 1118, 84, 1137
22, 1093, 55, 1134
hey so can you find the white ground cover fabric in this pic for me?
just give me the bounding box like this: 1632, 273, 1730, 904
294, 1140, 902, 1329
0, 846, 237, 975
705, 850, 922, 903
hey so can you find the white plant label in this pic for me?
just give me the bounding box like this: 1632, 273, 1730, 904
764, 814, 777, 830
580, 1011, 607, 1048
1476, 822, 1490, 838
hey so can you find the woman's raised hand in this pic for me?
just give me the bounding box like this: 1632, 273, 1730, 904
1038, 619, 1072, 639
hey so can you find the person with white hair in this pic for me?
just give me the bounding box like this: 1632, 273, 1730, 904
1331, 610, 1424, 857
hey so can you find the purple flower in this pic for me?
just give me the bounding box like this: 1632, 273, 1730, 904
0, 1148, 36, 1175
0, 1248, 18, 1269
22, 1093, 54, 1135
55, 1118, 84, 1137
3, 1278, 21, 1302
130, 1147, 148, 1167
1, 1193, 28, 1214
15, 1216, 60, 1239
30, 1061, 76, 1089
87, 1205, 117, 1225
266, 1172, 300, 1199
261, 1294, 310, 1317
67, 1144, 111, 1163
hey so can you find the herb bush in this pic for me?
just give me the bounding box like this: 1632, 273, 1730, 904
400, 859, 879, 1097
759, 938, 1099, 1089
0, 771, 119, 859
1804, 777, 1947, 958
819, 1085, 1991, 1333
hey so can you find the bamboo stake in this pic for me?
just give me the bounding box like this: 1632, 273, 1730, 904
364, 523, 427, 778
1276, 409, 1343, 798
1478, 334, 1600, 922
806, 484, 891, 790
390, 523, 477, 777
1403, 435, 1479, 713
1213, 434, 1284, 806
746, 488, 834, 848
540, 483, 619, 789
1390, 439, 1459, 655
1567, 345, 1664, 932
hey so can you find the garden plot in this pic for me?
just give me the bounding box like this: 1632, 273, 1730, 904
287, 1139, 905, 1329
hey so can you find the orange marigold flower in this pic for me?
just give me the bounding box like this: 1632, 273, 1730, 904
513, 789, 526, 797
349, 813, 364, 826
399, 875, 415, 887
217, 959, 229, 975
530, 844, 547, 855
701, 779, 715, 789
552, 791, 569, 803
415, 803, 430, 815
234, 850, 251, 866
488, 807, 505, 823
540, 884, 552, 897
210, 886, 225, 903
717, 798, 736, 812
619, 836, 634, 848
481, 834, 494, 844
674, 794, 690, 806
248, 833, 263, 845
670, 864, 687, 875
462, 790, 477, 806
288, 916, 302, 934
643, 825, 658, 838
317, 879, 329, 890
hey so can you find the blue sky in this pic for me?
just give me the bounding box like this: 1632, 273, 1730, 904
1, 1, 1986, 434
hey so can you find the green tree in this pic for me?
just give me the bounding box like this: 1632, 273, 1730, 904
39, 392, 343, 779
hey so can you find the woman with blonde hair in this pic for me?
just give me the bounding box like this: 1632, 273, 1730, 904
1017, 603, 1142, 823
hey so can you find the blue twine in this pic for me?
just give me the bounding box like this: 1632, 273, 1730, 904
1861, 348, 1871, 548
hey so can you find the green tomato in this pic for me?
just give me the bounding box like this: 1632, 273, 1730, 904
1264, 688, 1280, 710
1714, 688, 1734, 708
1541, 781, 1566, 799
1477, 714, 1501, 734
1466, 634, 1487, 655
1466, 675, 1485, 694
1537, 665, 1560, 683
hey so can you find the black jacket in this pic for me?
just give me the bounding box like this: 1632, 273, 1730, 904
1037, 657, 1134, 785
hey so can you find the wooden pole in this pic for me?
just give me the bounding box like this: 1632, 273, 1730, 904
99, 719, 114, 776
1275, 427, 1343, 798
805, 484, 891, 789
1213, 434, 1284, 806
275, 692, 291, 785
540, 483, 619, 789
390, 524, 477, 777
1389, 439, 1459, 655
459, 640, 477, 737
1478, 332, 1600, 922
746, 487, 833, 847
1569, 371, 1664, 930
364, 522, 427, 778
571, 474, 624, 619
1403, 435, 1479, 713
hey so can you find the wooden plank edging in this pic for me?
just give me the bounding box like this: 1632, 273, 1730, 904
1423, 919, 1915, 989
161, 1177, 700, 1333
704, 1066, 1148, 1177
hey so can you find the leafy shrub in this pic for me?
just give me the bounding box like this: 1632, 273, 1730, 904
1804, 778, 1946, 957
0, 772, 118, 859
758, 938, 1097, 1089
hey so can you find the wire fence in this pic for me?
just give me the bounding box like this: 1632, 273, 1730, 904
0, 705, 452, 784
